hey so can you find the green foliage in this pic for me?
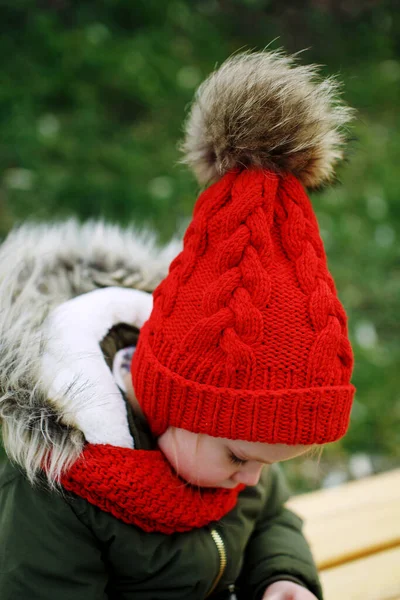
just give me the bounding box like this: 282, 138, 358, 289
0, 1, 399, 484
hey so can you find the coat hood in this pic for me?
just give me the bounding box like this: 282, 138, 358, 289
0, 220, 180, 486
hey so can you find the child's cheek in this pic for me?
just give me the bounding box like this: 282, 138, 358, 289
158, 430, 230, 487
158, 432, 195, 482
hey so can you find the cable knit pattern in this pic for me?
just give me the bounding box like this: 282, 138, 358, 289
181, 170, 276, 375
154, 172, 236, 318
277, 175, 354, 388
132, 168, 355, 445
60, 444, 243, 534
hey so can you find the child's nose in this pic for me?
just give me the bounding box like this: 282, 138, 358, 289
232, 463, 264, 487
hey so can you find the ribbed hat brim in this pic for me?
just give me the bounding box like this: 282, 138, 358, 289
132, 323, 355, 446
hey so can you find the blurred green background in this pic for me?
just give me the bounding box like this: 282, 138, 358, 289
0, 0, 399, 491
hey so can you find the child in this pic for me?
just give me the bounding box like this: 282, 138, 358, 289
0, 50, 355, 600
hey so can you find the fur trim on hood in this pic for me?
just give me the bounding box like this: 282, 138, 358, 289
0, 220, 180, 487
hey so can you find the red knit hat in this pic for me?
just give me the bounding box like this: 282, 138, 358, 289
131, 51, 356, 446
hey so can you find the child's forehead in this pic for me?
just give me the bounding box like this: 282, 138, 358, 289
210, 434, 310, 462
171, 428, 311, 464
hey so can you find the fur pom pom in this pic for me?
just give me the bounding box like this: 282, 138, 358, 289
180, 50, 354, 189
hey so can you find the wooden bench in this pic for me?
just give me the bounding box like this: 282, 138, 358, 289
287, 468, 400, 600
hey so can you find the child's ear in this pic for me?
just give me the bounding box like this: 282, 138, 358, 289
123, 374, 135, 403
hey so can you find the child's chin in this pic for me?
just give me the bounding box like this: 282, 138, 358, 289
208, 480, 238, 489
184, 477, 238, 489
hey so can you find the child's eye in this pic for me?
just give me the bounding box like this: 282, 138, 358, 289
228, 451, 247, 466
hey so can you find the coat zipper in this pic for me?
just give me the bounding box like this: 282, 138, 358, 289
206, 527, 227, 597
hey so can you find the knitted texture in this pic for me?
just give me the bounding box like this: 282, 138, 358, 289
61, 444, 243, 534
131, 169, 355, 445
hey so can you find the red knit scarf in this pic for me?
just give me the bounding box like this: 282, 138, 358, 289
60, 444, 243, 534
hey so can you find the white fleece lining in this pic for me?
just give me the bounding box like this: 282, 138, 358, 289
40, 287, 153, 448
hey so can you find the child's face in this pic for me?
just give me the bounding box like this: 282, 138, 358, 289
158, 427, 310, 488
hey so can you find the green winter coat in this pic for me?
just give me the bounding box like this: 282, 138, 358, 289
0, 455, 322, 600
0, 221, 323, 600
